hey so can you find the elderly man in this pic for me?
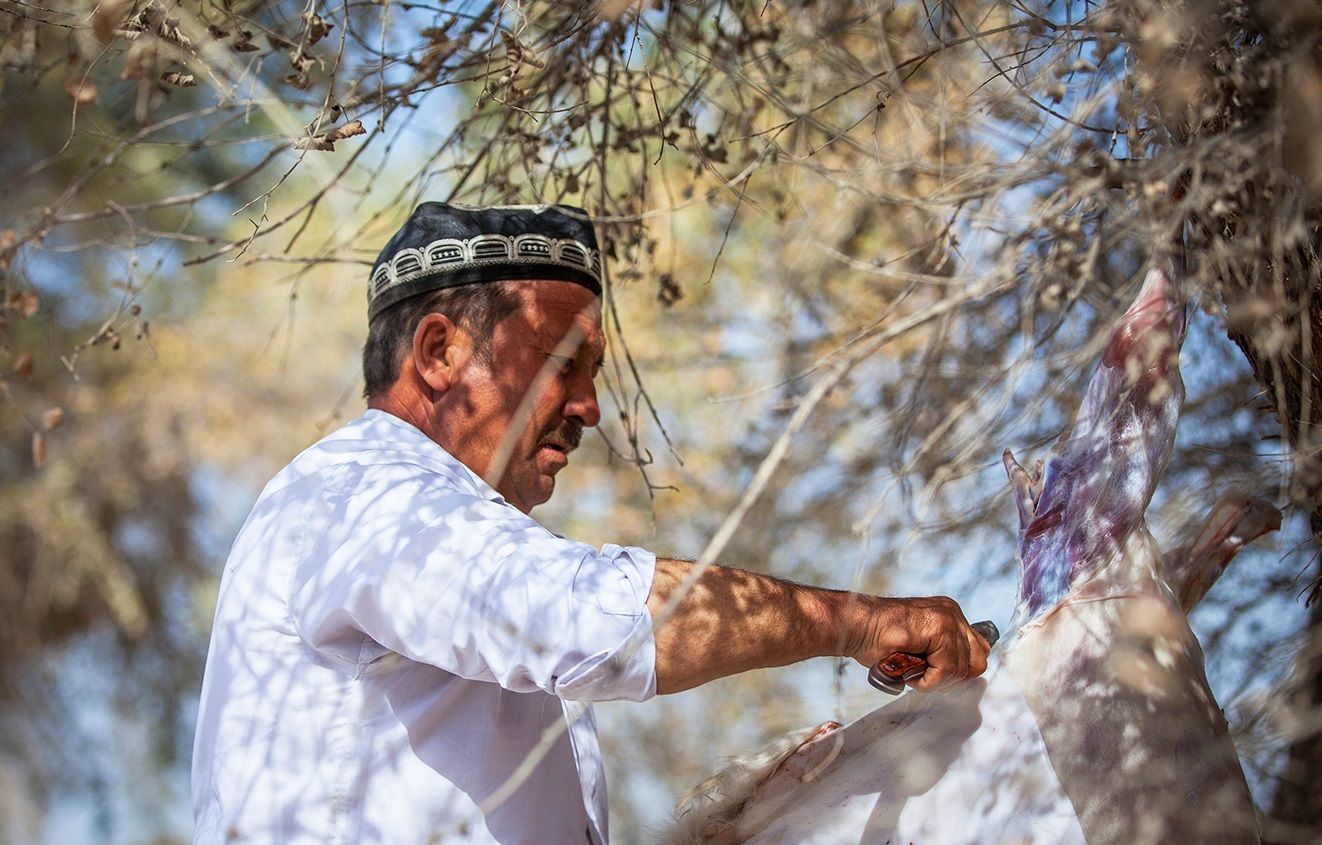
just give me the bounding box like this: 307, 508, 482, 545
191, 203, 990, 844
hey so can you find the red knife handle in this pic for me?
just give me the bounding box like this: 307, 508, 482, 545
867, 653, 927, 694
867, 620, 1000, 695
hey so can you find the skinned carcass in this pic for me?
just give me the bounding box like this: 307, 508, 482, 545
665, 262, 1280, 845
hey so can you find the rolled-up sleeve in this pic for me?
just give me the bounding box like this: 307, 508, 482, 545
554, 543, 656, 700
289, 474, 657, 704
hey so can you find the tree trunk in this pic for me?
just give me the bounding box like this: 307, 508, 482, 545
1228, 309, 1322, 844
1265, 592, 1322, 844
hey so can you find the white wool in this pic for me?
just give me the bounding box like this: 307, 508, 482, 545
660, 722, 840, 845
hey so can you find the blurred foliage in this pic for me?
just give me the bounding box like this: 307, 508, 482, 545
0, 0, 1320, 841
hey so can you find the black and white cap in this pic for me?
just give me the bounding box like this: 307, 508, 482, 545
368, 202, 603, 320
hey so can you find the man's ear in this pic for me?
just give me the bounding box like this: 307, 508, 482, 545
412, 313, 470, 393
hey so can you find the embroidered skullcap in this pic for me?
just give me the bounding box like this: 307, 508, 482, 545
367, 202, 603, 320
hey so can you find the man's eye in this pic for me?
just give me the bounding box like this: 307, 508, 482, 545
549, 355, 573, 374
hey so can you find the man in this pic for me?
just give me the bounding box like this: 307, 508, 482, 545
191, 203, 990, 844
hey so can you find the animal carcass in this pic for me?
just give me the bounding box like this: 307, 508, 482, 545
665, 262, 1279, 845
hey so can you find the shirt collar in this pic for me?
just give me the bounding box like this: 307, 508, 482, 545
353, 409, 508, 504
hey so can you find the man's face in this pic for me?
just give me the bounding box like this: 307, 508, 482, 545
446, 281, 604, 513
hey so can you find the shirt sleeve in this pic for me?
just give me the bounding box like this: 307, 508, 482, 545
287, 471, 657, 703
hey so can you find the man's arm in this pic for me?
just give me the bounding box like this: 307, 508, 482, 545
647, 558, 989, 695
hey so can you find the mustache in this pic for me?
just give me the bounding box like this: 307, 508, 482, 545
544, 421, 583, 452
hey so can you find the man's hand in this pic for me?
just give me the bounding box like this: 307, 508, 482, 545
847, 595, 992, 691
647, 558, 991, 694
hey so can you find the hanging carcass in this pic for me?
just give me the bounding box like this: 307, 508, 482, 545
664, 261, 1279, 845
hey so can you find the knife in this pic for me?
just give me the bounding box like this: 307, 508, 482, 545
867, 620, 1000, 694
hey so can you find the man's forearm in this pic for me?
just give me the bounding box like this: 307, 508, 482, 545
645, 558, 988, 698
647, 558, 864, 694
646, 558, 989, 695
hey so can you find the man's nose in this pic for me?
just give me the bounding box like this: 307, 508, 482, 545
565, 374, 601, 428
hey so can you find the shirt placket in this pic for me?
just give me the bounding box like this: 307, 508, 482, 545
560, 698, 607, 844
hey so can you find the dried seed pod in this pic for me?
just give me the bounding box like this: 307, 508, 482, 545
292, 136, 335, 152
323, 120, 365, 142
304, 12, 333, 45
302, 101, 343, 134
12, 352, 33, 378
42, 407, 65, 431
231, 31, 260, 52
161, 70, 197, 87
32, 432, 46, 467
293, 120, 366, 151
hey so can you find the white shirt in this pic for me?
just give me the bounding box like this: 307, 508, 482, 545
191, 410, 657, 844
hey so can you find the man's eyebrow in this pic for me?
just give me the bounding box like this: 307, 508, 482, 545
537, 341, 602, 370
